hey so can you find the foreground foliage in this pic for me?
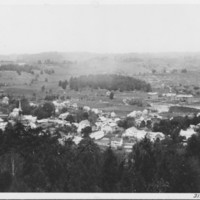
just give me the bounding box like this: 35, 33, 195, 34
0, 122, 200, 192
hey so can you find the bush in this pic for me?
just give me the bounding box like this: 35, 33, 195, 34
127, 98, 143, 107
58, 80, 68, 90
181, 69, 187, 73
117, 117, 135, 129
109, 92, 114, 100
33, 102, 55, 119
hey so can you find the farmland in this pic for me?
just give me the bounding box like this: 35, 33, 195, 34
1, 52, 200, 117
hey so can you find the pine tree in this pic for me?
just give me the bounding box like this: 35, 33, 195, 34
101, 147, 119, 192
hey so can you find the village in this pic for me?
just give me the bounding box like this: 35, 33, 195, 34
0, 87, 199, 155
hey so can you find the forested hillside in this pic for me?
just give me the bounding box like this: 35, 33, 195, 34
68, 74, 152, 92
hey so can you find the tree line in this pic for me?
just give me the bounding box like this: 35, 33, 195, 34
0, 64, 38, 75
58, 80, 68, 90
68, 74, 152, 92
152, 115, 200, 138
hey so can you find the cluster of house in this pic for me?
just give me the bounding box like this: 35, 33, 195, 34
0, 96, 9, 105
0, 98, 199, 153
148, 92, 194, 104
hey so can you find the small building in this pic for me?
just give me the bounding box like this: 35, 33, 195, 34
146, 132, 165, 142
18, 62, 26, 66
72, 136, 83, 145
0, 121, 8, 131
77, 120, 91, 133
106, 91, 111, 97
180, 128, 196, 140
58, 112, 70, 120
0, 113, 8, 120
90, 130, 104, 140
1, 96, 9, 105
123, 127, 147, 141
176, 94, 194, 104
110, 137, 123, 149
162, 93, 177, 101
147, 92, 158, 100
94, 138, 110, 147
123, 142, 135, 153
101, 125, 114, 134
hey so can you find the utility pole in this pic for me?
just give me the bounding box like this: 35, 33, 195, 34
18, 98, 22, 122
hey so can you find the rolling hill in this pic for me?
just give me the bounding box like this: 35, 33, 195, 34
1, 51, 200, 75
0, 52, 200, 97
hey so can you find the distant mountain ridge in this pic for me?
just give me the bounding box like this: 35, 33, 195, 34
0, 51, 200, 75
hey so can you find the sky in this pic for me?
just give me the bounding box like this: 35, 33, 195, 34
0, 2, 200, 54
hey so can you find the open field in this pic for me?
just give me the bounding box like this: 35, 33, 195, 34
1, 69, 200, 117
57, 89, 148, 116
134, 71, 200, 88
1, 83, 148, 116
1, 52, 200, 117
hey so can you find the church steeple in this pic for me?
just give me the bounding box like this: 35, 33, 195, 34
19, 99, 22, 112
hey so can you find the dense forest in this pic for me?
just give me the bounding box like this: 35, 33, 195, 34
69, 74, 152, 92
0, 120, 200, 192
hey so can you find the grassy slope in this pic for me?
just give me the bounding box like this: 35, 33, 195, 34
1, 52, 200, 115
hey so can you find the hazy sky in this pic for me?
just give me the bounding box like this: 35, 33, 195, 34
0, 3, 200, 54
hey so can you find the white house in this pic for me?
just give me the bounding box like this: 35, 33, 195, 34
123, 127, 146, 141
90, 131, 104, 140
110, 137, 123, 149
162, 93, 177, 101
180, 128, 196, 140
58, 112, 70, 120
0, 122, 8, 131
77, 120, 91, 133
110, 112, 116, 118
73, 136, 83, 145
123, 142, 135, 152
2, 96, 9, 105
147, 92, 159, 100
146, 132, 165, 142
83, 106, 91, 112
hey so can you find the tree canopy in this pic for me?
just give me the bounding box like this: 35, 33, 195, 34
69, 74, 152, 92
0, 120, 199, 192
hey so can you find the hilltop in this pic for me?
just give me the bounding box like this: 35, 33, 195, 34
1, 51, 200, 76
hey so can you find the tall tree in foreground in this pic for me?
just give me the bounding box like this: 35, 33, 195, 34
128, 138, 156, 192
68, 138, 102, 192
101, 147, 119, 192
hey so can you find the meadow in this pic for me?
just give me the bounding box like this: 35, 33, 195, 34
1, 53, 200, 117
